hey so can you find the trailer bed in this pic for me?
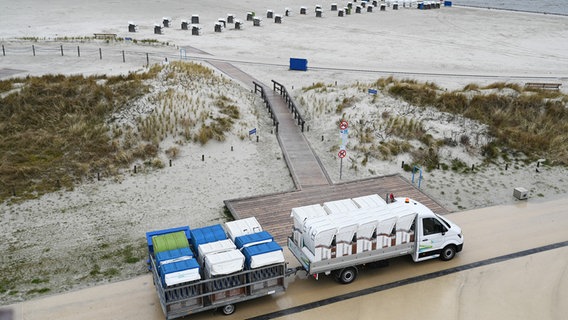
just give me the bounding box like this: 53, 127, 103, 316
150, 254, 286, 319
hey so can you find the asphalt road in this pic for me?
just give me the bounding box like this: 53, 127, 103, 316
2, 197, 567, 320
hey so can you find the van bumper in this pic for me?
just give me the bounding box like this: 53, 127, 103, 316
456, 244, 464, 252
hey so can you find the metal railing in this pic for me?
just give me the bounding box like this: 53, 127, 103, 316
271, 80, 306, 132
253, 81, 279, 133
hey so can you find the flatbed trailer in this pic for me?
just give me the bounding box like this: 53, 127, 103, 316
149, 254, 287, 319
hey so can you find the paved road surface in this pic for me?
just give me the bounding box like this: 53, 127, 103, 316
2, 198, 567, 320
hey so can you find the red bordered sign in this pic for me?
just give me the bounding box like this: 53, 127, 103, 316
338, 149, 347, 158
339, 120, 348, 130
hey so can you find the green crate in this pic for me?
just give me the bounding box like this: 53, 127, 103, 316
153, 231, 189, 254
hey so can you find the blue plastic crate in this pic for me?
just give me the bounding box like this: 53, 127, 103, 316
160, 258, 201, 287
156, 247, 194, 266
189, 224, 227, 254
234, 231, 274, 249
242, 241, 283, 268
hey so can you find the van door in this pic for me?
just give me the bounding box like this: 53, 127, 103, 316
416, 217, 448, 261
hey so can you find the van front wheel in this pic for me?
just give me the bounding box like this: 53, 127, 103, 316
440, 245, 456, 261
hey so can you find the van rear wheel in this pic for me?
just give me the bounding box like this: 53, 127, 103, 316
440, 245, 456, 261
336, 267, 358, 284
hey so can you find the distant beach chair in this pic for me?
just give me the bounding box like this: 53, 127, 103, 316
154, 24, 162, 35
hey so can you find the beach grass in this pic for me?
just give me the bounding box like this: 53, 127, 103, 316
385, 79, 568, 165
0, 61, 250, 203
299, 78, 568, 172
0, 72, 153, 202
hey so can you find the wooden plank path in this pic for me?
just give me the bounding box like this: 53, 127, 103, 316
206, 60, 257, 87
207, 60, 449, 245
262, 88, 331, 189
225, 175, 449, 246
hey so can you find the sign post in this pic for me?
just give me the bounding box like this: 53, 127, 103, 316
338, 120, 348, 180
412, 165, 423, 189
338, 149, 346, 179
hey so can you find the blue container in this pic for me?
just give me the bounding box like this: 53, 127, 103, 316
444, 1, 452, 7
235, 231, 274, 249
290, 58, 308, 71
160, 258, 200, 286
189, 224, 227, 254
146, 226, 191, 255
242, 241, 283, 268
156, 247, 194, 266
418, 3, 424, 9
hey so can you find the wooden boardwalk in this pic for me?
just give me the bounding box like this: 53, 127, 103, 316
262, 88, 331, 189
225, 175, 448, 245
206, 60, 256, 87
207, 60, 449, 245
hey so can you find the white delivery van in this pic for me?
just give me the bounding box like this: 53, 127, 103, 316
288, 197, 464, 284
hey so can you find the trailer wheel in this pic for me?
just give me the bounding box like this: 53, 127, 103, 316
221, 304, 236, 315
337, 267, 358, 284
440, 245, 457, 261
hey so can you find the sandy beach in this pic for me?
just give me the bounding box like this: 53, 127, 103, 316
1, 0, 568, 305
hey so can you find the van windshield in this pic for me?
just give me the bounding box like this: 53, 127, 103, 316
436, 215, 451, 229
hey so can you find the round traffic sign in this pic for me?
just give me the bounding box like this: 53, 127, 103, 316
339, 120, 348, 130
338, 149, 347, 158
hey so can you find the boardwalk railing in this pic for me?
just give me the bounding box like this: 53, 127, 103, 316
253, 81, 279, 133
271, 80, 306, 132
